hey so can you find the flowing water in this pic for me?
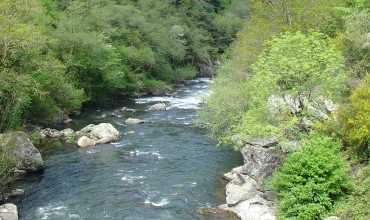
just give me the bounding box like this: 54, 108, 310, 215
14, 78, 242, 220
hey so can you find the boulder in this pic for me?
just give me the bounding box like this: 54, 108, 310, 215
77, 123, 120, 147
77, 136, 96, 148
89, 123, 119, 140
0, 132, 44, 172
148, 103, 167, 111
0, 203, 18, 220
241, 142, 283, 182
226, 174, 258, 206
125, 118, 145, 125
220, 195, 276, 220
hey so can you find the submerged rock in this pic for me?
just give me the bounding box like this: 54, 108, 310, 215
148, 103, 167, 111
125, 118, 145, 125
0, 132, 44, 172
0, 203, 18, 220
120, 107, 136, 112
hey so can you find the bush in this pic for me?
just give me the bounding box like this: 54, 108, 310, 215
334, 162, 370, 220
338, 75, 370, 159
271, 134, 352, 219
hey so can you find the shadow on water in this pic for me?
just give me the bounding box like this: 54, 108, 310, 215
12, 78, 243, 220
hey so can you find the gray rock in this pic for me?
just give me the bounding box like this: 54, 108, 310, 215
40, 128, 63, 139
0, 132, 44, 172
125, 118, 145, 125
220, 195, 276, 220
148, 103, 167, 111
245, 138, 278, 148
241, 143, 284, 182
77, 123, 120, 147
0, 203, 18, 220
226, 174, 258, 206
89, 123, 119, 140
223, 166, 248, 181
197, 59, 217, 77
268, 94, 337, 122
77, 136, 96, 148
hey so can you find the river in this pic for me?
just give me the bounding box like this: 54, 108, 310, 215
14, 78, 242, 220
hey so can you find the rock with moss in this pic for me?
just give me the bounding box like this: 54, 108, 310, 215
0, 132, 44, 173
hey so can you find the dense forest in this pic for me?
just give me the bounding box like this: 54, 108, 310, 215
0, 0, 248, 132
1, 0, 369, 219
201, 0, 369, 219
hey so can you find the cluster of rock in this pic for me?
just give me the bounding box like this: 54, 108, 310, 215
0, 132, 44, 220
40, 123, 120, 148
218, 139, 285, 220
268, 94, 337, 131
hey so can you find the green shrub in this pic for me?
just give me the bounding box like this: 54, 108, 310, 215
338, 75, 370, 158
271, 134, 352, 219
334, 163, 370, 220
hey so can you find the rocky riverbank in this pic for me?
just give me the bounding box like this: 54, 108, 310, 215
218, 139, 286, 220
0, 122, 121, 220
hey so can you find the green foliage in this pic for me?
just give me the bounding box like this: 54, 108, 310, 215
0, 0, 85, 130
0, 0, 245, 131
201, 0, 346, 146
271, 134, 352, 220
334, 163, 370, 220
338, 76, 370, 158
251, 32, 346, 97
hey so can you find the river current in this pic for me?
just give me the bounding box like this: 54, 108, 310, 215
14, 78, 242, 220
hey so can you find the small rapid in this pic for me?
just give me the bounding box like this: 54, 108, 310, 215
14, 78, 242, 220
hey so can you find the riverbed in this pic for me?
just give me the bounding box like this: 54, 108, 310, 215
14, 78, 242, 220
